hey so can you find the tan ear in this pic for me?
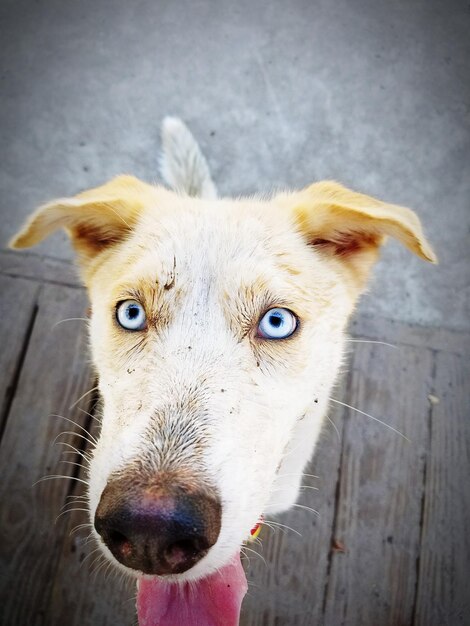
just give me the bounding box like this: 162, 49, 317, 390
10, 175, 157, 263
277, 181, 437, 287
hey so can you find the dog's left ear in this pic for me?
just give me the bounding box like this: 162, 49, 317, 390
10, 175, 157, 267
277, 180, 437, 289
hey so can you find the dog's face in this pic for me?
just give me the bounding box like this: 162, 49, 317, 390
11, 176, 435, 584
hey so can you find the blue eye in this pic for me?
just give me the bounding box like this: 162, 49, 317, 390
257, 308, 298, 340
116, 300, 146, 331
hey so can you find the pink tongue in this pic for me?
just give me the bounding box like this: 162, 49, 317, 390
136, 553, 247, 626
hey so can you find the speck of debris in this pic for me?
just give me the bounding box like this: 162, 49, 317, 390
428, 394, 440, 405
83, 165, 89, 172
210, 130, 216, 136
387, 535, 393, 544
256, 361, 260, 367
332, 538, 345, 552
221, 388, 226, 393
188, 346, 192, 350
314, 398, 319, 403
127, 368, 135, 374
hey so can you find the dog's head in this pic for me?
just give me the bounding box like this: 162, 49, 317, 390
11, 175, 435, 610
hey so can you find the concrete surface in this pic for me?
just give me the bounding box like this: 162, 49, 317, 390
1, 0, 469, 330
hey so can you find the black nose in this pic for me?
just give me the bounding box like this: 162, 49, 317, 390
94, 479, 221, 575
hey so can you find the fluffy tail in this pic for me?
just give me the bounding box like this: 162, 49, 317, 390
159, 117, 217, 199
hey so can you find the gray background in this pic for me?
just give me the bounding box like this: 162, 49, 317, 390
1, 0, 469, 331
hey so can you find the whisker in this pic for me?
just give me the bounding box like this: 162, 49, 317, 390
242, 545, 267, 568
82, 531, 97, 546
33, 475, 89, 487
69, 386, 99, 410
70, 523, 93, 536
60, 446, 92, 461
268, 485, 318, 495
239, 548, 251, 569
89, 552, 108, 576
64, 494, 88, 501
53, 317, 89, 328
90, 555, 108, 578
275, 472, 319, 480
346, 339, 397, 349
53, 431, 96, 448
77, 406, 101, 424
264, 520, 302, 537
55, 507, 89, 523
251, 536, 263, 549
120, 573, 134, 595
329, 397, 410, 441
80, 547, 102, 568
50, 414, 98, 443
266, 502, 319, 517
103, 560, 116, 583
58, 459, 86, 470
291, 503, 320, 516
259, 520, 281, 535
326, 415, 341, 442
60, 496, 88, 511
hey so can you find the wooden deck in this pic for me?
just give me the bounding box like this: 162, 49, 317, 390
0, 249, 468, 626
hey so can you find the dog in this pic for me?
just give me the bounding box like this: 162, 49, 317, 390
10, 117, 436, 625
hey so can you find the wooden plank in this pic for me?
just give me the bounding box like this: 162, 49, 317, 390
0, 284, 93, 625
0, 275, 40, 438
240, 388, 346, 626
414, 351, 470, 625
323, 343, 434, 626
0, 249, 82, 288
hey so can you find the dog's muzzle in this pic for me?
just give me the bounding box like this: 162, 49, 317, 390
94, 474, 222, 576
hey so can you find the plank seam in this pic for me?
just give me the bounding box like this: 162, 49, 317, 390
0, 290, 41, 442
320, 374, 350, 618
410, 348, 437, 625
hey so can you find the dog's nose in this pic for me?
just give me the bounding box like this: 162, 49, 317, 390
94, 481, 221, 575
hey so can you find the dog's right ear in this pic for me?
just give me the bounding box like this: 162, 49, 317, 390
10, 175, 157, 266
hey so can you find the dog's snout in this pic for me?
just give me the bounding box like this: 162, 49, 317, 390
94, 479, 221, 575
